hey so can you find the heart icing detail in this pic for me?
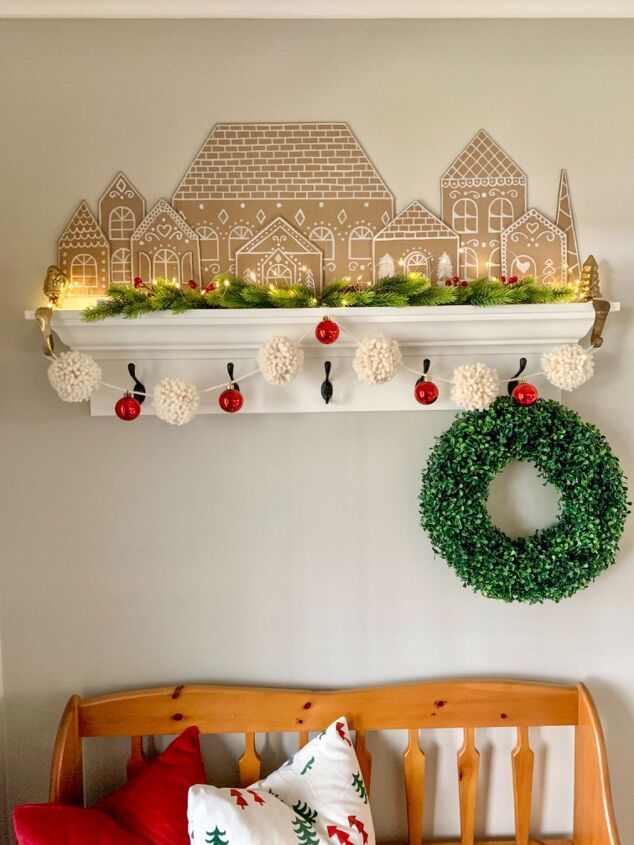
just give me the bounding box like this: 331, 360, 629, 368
516, 260, 531, 273
526, 222, 539, 234
156, 224, 172, 239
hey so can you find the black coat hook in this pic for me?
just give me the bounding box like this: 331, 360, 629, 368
321, 361, 333, 405
128, 362, 146, 404
507, 357, 528, 396
416, 358, 431, 385
227, 362, 239, 391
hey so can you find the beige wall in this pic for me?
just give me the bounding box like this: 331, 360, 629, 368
0, 18, 632, 843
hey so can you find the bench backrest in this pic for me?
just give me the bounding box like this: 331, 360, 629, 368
49, 678, 620, 845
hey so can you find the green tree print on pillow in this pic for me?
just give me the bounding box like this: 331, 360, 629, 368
352, 771, 368, 804
292, 799, 318, 823
300, 756, 315, 775
205, 828, 229, 845
292, 815, 320, 845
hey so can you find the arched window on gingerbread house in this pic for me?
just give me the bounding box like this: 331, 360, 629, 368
349, 226, 373, 260
266, 263, 293, 288
488, 198, 514, 233
404, 252, 430, 276
310, 227, 335, 261
460, 247, 479, 281
488, 246, 501, 279
196, 226, 219, 261
111, 248, 131, 283
452, 199, 478, 234
153, 248, 180, 283
229, 226, 253, 260
109, 207, 136, 241
70, 254, 98, 288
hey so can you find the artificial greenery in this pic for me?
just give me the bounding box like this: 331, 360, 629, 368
82, 274, 576, 321
419, 397, 629, 604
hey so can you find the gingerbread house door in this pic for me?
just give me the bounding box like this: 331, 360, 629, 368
262, 251, 296, 288
403, 251, 430, 275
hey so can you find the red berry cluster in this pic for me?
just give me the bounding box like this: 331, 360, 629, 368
499, 275, 519, 285
188, 279, 217, 293
445, 276, 469, 288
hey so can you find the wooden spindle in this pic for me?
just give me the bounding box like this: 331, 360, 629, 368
512, 727, 534, 845
239, 732, 261, 786
403, 728, 425, 845
126, 736, 146, 779
298, 730, 309, 748
355, 730, 372, 794
457, 727, 480, 845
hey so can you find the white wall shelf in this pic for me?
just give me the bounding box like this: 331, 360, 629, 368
26, 302, 618, 415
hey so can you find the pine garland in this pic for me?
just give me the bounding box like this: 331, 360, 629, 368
82, 274, 576, 322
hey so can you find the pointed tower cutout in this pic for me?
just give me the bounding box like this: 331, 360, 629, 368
556, 169, 581, 283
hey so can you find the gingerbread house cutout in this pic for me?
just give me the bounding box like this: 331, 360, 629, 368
441, 130, 527, 280
372, 200, 459, 281
555, 169, 581, 283
58, 201, 110, 296
131, 199, 201, 283
501, 208, 567, 284
171, 122, 395, 287
235, 217, 323, 291
99, 172, 146, 285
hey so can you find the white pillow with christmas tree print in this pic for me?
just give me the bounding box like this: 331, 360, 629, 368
188, 716, 374, 845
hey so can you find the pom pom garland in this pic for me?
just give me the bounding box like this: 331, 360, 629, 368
257, 336, 304, 385
352, 334, 403, 385
47, 351, 102, 403
152, 378, 199, 425
541, 343, 594, 391
450, 363, 500, 411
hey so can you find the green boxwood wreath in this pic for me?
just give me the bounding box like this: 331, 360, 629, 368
419, 397, 629, 603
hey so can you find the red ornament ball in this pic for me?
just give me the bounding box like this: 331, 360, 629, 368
512, 382, 539, 406
315, 318, 340, 345
115, 393, 141, 421
219, 387, 243, 413
414, 379, 439, 406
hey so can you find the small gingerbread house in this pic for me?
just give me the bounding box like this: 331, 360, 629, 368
99, 172, 146, 285
235, 217, 323, 291
58, 201, 110, 296
172, 122, 395, 286
501, 208, 567, 284
131, 199, 201, 284
441, 130, 527, 280
372, 201, 459, 282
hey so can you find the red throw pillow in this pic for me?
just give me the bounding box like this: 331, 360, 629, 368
14, 726, 207, 845
13, 805, 143, 844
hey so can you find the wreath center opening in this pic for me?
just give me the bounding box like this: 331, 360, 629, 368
486, 460, 561, 539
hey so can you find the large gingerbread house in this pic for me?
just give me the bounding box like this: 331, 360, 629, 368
171, 122, 395, 291
441, 130, 527, 280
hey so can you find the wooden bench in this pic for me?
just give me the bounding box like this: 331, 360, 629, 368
49, 679, 620, 845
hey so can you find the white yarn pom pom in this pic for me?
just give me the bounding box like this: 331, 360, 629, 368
541, 344, 594, 391
451, 363, 499, 411
47, 350, 101, 403
153, 378, 199, 425
257, 336, 304, 385
353, 334, 403, 385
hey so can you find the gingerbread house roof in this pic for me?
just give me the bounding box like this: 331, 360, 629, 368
375, 201, 458, 240
502, 207, 565, 240
238, 216, 323, 256
172, 122, 394, 202
442, 129, 526, 185
59, 201, 109, 249
131, 199, 198, 241
99, 172, 145, 215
